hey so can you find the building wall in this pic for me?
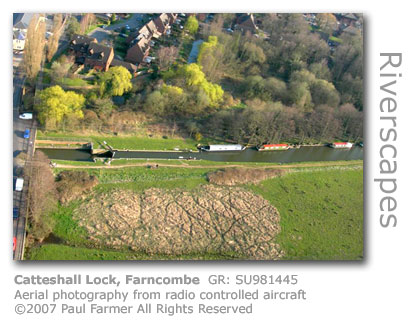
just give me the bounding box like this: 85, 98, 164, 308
13, 39, 25, 51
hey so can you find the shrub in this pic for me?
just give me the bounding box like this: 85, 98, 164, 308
56, 171, 99, 204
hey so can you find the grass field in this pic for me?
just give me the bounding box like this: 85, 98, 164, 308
37, 131, 200, 151
250, 169, 363, 260
25, 164, 363, 260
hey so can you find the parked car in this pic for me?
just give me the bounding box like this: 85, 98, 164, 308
19, 113, 32, 120
13, 207, 19, 219
23, 129, 30, 139
15, 178, 24, 191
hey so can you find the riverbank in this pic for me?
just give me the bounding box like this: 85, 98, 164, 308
36, 131, 362, 152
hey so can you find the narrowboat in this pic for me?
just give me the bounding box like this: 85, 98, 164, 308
329, 142, 353, 149
200, 144, 245, 152
257, 144, 290, 151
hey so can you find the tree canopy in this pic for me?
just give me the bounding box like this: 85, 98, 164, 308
98, 66, 132, 97
185, 15, 199, 34
35, 85, 85, 127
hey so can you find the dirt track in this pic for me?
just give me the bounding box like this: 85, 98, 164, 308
75, 185, 283, 260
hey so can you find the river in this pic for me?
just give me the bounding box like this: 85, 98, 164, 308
38, 146, 363, 163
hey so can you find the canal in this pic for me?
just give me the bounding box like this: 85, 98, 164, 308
38, 146, 363, 163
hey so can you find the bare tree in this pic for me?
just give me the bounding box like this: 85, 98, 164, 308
25, 151, 57, 242
23, 14, 46, 80
156, 46, 179, 71
46, 14, 65, 62
80, 13, 96, 34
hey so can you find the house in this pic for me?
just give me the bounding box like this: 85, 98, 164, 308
84, 43, 114, 71
125, 37, 150, 64
337, 13, 359, 27
126, 20, 160, 45
13, 13, 33, 32
13, 13, 33, 51
234, 13, 258, 33
69, 34, 98, 64
154, 13, 171, 35
166, 13, 178, 24
110, 59, 138, 76
13, 30, 26, 51
145, 20, 161, 38
125, 13, 177, 64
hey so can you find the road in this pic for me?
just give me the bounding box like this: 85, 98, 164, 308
13, 58, 35, 260
13, 70, 27, 260
88, 14, 144, 45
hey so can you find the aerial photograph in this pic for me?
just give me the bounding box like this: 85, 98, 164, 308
13, 13, 363, 260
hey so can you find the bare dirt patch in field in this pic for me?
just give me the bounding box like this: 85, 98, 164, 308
207, 168, 286, 186
74, 185, 282, 259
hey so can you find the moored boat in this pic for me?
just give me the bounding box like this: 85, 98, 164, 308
257, 144, 290, 151
329, 142, 353, 149
200, 144, 245, 152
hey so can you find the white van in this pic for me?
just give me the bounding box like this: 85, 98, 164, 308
15, 178, 24, 191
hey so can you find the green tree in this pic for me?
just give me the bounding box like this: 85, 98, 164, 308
310, 79, 340, 107
35, 85, 85, 128
289, 81, 313, 111
265, 77, 287, 102
197, 36, 218, 64
185, 15, 199, 34
241, 42, 266, 66
144, 91, 167, 116
49, 57, 73, 82
90, 98, 115, 118
178, 64, 224, 107
98, 66, 132, 97
66, 16, 81, 37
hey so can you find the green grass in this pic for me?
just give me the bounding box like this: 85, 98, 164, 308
113, 36, 128, 58
27, 244, 148, 260
249, 168, 363, 260
58, 77, 92, 87
329, 36, 343, 43
54, 166, 210, 192
27, 244, 236, 260
51, 202, 89, 246
37, 131, 200, 151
